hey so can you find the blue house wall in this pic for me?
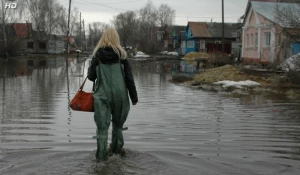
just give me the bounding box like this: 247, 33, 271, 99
184, 24, 197, 54
292, 43, 300, 55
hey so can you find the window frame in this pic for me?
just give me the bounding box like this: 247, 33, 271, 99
255, 33, 258, 47
187, 40, 194, 48
27, 42, 34, 49
200, 40, 205, 49
246, 34, 249, 47
264, 32, 271, 46
39, 42, 46, 49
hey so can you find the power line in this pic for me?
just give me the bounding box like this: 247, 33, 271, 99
227, 0, 247, 9
72, 0, 131, 12
89, 0, 144, 5
175, 16, 240, 19
211, 0, 241, 13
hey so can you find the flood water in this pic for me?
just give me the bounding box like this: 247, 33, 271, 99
0, 56, 300, 175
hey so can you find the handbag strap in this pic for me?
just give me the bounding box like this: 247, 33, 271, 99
79, 76, 95, 92
79, 76, 88, 91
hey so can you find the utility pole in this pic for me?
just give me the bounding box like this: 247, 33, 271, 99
83, 19, 86, 51
80, 12, 82, 51
66, 0, 72, 54
222, 0, 225, 53
89, 23, 92, 47
1, 0, 8, 58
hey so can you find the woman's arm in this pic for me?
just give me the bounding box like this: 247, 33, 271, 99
87, 55, 99, 82
122, 59, 138, 104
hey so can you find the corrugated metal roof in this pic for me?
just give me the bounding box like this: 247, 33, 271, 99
188, 22, 238, 38
206, 22, 239, 38
251, 2, 300, 27
188, 22, 212, 37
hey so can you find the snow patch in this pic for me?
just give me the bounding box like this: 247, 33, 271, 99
167, 52, 179, 56
160, 51, 179, 56
160, 51, 168, 54
281, 53, 300, 71
213, 80, 260, 89
134, 51, 150, 58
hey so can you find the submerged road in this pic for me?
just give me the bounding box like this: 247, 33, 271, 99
0, 57, 300, 175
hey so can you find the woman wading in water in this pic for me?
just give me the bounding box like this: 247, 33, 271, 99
88, 28, 138, 161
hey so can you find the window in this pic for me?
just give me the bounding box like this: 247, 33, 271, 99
27, 42, 33, 49
182, 41, 186, 47
187, 40, 194, 48
246, 34, 249, 47
251, 34, 253, 46
264, 32, 271, 46
200, 40, 205, 49
39, 42, 46, 49
278, 34, 281, 46
255, 33, 258, 47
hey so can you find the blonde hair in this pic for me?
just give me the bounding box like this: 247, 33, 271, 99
92, 28, 127, 59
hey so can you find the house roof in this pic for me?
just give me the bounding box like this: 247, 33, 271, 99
246, 2, 300, 27
206, 22, 239, 38
172, 25, 186, 36
188, 22, 212, 37
13, 23, 32, 38
187, 22, 238, 38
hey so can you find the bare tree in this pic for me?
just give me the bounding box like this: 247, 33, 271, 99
275, 3, 300, 60
25, 0, 70, 39
0, 0, 27, 56
55, 5, 68, 35
113, 11, 138, 48
158, 4, 175, 28
88, 22, 109, 47
139, 0, 158, 52
275, 3, 300, 84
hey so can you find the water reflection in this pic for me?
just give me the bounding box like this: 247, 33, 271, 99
0, 57, 88, 146
0, 57, 300, 174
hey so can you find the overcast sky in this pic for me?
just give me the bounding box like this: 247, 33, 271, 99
59, 0, 249, 25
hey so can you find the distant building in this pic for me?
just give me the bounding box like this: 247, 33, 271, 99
242, 1, 300, 64
171, 25, 186, 55
181, 22, 239, 55
0, 23, 32, 55
1, 22, 66, 55
147, 26, 172, 52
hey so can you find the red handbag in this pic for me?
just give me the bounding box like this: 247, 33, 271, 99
70, 77, 95, 112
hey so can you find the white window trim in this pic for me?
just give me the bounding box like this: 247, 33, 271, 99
246, 34, 249, 47
255, 33, 258, 47
264, 32, 271, 47
187, 40, 194, 48
200, 40, 205, 49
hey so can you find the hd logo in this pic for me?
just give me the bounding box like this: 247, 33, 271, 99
5, 0, 17, 9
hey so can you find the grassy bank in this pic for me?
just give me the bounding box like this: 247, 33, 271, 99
171, 64, 300, 96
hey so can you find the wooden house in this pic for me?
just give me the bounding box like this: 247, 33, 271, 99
181, 22, 239, 55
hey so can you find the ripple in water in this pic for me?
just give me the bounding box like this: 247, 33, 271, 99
1, 58, 300, 174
